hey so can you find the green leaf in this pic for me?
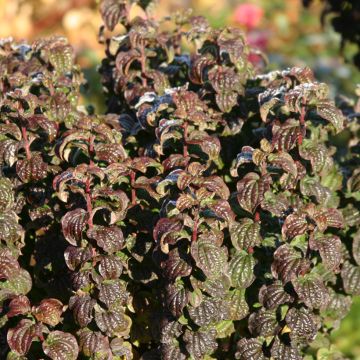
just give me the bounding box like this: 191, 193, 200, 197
230, 218, 261, 250
341, 261, 360, 295
229, 251, 256, 288
191, 239, 228, 279
225, 289, 249, 321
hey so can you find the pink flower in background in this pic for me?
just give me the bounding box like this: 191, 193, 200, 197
247, 30, 268, 50
234, 3, 264, 30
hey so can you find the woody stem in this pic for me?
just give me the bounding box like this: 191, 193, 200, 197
130, 171, 136, 205
21, 126, 31, 160
183, 122, 188, 158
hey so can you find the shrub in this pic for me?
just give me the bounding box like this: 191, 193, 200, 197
0, 1, 359, 359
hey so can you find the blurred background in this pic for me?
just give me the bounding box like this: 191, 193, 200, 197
0, 0, 359, 357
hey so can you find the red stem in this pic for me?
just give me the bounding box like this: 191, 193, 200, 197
298, 106, 306, 145
140, 41, 147, 87
21, 126, 31, 160
89, 134, 95, 166
300, 105, 306, 126
192, 211, 199, 242
130, 171, 136, 205
183, 122, 188, 158
86, 178, 93, 229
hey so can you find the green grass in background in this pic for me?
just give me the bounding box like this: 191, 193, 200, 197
332, 297, 360, 359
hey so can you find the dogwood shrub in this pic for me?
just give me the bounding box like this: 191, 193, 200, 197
0, 1, 359, 359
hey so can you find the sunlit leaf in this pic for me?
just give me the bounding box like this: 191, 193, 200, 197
42, 331, 79, 360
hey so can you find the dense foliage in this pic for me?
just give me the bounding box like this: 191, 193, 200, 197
303, 0, 360, 69
0, 0, 359, 359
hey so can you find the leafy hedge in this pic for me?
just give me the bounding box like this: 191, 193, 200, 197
0, 1, 359, 359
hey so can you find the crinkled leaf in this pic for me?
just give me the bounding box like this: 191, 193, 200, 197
341, 261, 360, 295
61, 208, 88, 246
48, 45, 74, 75
0, 178, 14, 211
161, 342, 186, 360
258, 88, 281, 122
0, 250, 20, 280
282, 213, 308, 239
64, 246, 93, 271
312, 208, 344, 232
259, 281, 294, 310
33, 298, 64, 327
268, 152, 297, 176
348, 169, 360, 193
261, 191, 290, 217
229, 251, 256, 288
183, 328, 217, 360
1, 268, 32, 298
285, 307, 319, 342
16, 153, 47, 183
230, 218, 261, 250
293, 273, 330, 309
187, 298, 227, 326
94, 309, 131, 337
0, 211, 24, 246
0, 139, 19, 166
160, 321, 183, 344
210, 199, 236, 223
153, 218, 183, 249
270, 337, 302, 360
325, 288, 352, 322
87, 225, 125, 253
215, 92, 238, 113
249, 308, 278, 337
353, 230, 360, 266
165, 282, 189, 318
95, 143, 127, 163
97, 279, 129, 307
300, 177, 332, 206
7, 296, 31, 318
191, 239, 228, 279
78, 328, 109, 359
271, 244, 310, 283
299, 142, 332, 174
7, 320, 38, 355
202, 176, 230, 200
317, 100, 344, 133
78, 329, 109, 358
42, 331, 79, 360
201, 274, 231, 298
225, 289, 249, 321
235, 338, 266, 360
69, 295, 96, 328
161, 247, 192, 280
342, 204, 360, 227
272, 118, 303, 151
98, 255, 123, 279
237, 172, 271, 213
309, 234, 342, 270
100, 0, 127, 31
